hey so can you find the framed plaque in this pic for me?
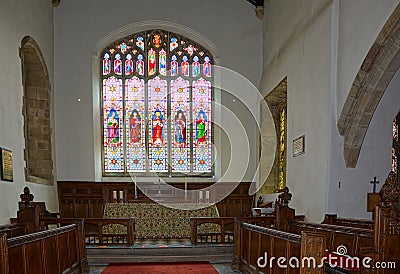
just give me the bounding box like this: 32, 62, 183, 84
1, 148, 13, 182
293, 135, 305, 157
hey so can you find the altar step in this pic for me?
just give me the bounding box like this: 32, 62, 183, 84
87, 245, 233, 264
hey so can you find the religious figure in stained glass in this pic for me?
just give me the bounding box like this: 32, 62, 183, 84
107, 109, 120, 144
125, 54, 133, 76
136, 54, 144, 76
174, 110, 187, 146
204, 56, 211, 77
114, 54, 122, 75
129, 109, 141, 144
196, 110, 207, 144
103, 53, 110, 75
171, 55, 178, 76
148, 48, 156, 76
182, 56, 189, 77
152, 109, 164, 146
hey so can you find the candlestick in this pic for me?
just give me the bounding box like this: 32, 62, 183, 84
119, 190, 123, 203
134, 177, 138, 199
206, 190, 210, 201
184, 177, 187, 200
113, 190, 117, 203
199, 190, 203, 202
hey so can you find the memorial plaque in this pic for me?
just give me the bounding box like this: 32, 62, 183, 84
293, 135, 305, 157
1, 148, 13, 182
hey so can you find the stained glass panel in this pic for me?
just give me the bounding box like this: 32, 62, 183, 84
203, 56, 211, 77
171, 55, 178, 76
159, 48, 167, 76
193, 56, 200, 77
148, 77, 168, 171
114, 53, 122, 75
192, 78, 212, 172
125, 54, 133, 76
182, 56, 189, 77
103, 53, 111, 75
103, 77, 124, 172
125, 77, 146, 172
171, 77, 191, 172
136, 54, 144, 76
148, 48, 156, 76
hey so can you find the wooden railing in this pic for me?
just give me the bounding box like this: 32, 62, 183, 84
0, 222, 89, 274
322, 214, 374, 230
232, 220, 325, 274
190, 216, 275, 245
40, 218, 135, 246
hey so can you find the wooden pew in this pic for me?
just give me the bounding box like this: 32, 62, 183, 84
232, 220, 325, 274
40, 217, 135, 246
0, 221, 89, 274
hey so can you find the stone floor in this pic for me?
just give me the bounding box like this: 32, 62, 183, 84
89, 263, 241, 274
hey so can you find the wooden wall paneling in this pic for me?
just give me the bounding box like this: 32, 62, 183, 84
26, 241, 43, 273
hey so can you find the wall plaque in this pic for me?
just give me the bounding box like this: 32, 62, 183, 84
1, 148, 13, 182
293, 135, 305, 157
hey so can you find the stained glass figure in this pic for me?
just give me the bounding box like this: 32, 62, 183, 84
136, 36, 144, 50
182, 56, 189, 77
136, 54, 144, 76
114, 53, 122, 75
153, 34, 161, 48
125, 54, 133, 76
159, 48, 167, 76
148, 48, 156, 76
170, 37, 178, 51
171, 55, 178, 76
184, 44, 197, 56
193, 56, 200, 77
203, 56, 211, 77
103, 53, 111, 75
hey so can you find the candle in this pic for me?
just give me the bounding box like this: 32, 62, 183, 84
206, 191, 210, 200
119, 190, 123, 200
184, 177, 187, 191
199, 190, 203, 200
113, 190, 117, 200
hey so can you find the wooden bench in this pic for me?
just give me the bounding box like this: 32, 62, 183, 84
232, 220, 325, 273
0, 221, 89, 274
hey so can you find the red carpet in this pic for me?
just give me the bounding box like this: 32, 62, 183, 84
101, 262, 219, 274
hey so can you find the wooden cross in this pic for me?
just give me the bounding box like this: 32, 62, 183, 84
370, 177, 379, 193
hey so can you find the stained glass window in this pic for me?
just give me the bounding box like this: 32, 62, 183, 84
101, 30, 214, 175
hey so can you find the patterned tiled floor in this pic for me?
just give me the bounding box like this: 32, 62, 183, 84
89, 263, 241, 274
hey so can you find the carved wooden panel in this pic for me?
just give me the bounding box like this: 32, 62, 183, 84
58, 181, 254, 218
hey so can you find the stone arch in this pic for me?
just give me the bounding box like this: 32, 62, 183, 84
20, 36, 54, 185
338, 4, 400, 168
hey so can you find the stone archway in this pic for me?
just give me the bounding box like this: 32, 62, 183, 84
338, 4, 400, 168
20, 36, 54, 185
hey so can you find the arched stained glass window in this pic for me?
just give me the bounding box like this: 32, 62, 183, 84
101, 30, 214, 175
